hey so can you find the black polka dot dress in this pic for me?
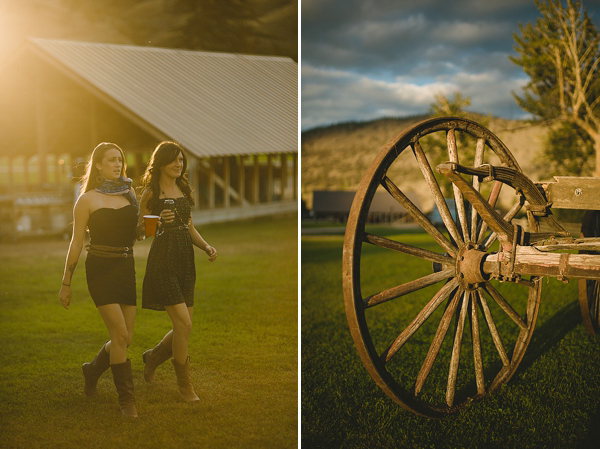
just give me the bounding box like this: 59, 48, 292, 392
142, 197, 196, 311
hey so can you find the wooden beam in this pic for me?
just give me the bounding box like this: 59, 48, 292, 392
293, 153, 298, 200
24, 156, 30, 186
544, 176, 600, 210
209, 157, 215, 209
224, 156, 230, 208
35, 72, 47, 185
198, 158, 249, 206
8, 156, 14, 192
280, 153, 287, 201
238, 156, 246, 207
253, 155, 259, 204
267, 155, 273, 203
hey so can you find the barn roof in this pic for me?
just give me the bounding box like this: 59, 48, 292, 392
29, 38, 297, 158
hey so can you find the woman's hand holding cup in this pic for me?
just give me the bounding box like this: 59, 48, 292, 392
159, 209, 175, 223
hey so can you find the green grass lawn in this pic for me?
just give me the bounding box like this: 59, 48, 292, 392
0, 213, 298, 449
302, 230, 600, 449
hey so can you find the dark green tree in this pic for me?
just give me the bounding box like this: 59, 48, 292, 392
510, 0, 600, 176
62, 0, 297, 60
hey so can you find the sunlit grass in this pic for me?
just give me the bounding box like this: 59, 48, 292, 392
0, 213, 298, 449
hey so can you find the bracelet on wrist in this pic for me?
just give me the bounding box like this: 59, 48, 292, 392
62, 283, 71, 287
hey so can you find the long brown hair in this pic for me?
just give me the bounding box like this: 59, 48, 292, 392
80, 142, 127, 194
140, 141, 194, 212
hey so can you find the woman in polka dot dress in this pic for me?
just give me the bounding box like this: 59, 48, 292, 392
139, 141, 217, 402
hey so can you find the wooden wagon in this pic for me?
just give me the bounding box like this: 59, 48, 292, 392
342, 117, 600, 418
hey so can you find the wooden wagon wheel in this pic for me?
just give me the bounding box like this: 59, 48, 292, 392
579, 210, 600, 335
343, 117, 543, 418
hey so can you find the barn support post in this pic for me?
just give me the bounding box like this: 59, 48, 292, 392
253, 155, 259, 204
280, 153, 287, 201
8, 156, 14, 192
267, 154, 273, 203
208, 157, 215, 210
35, 72, 48, 186
224, 156, 230, 208
23, 156, 30, 188
239, 155, 246, 206
293, 153, 298, 199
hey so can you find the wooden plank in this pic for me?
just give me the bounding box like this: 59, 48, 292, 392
483, 246, 600, 280
544, 177, 600, 210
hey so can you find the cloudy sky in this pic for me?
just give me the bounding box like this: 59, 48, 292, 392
301, 0, 600, 130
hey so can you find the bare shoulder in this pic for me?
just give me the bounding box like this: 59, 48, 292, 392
74, 191, 93, 215
76, 190, 92, 205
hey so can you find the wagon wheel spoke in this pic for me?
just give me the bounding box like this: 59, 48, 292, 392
483, 197, 524, 250
364, 269, 455, 308
477, 180, 505, 245
469, 291, 485, 396
476, 288, 509, 365
447, 130, 470, 243
363, 233, 454, 266
483, 282, 528, 330
470, 138, 485, 242
446, 290, 470, 407
414, 287, 463, 396
380, 279, 459, 363
412, 140, 463, 246
381, 176, 457, 256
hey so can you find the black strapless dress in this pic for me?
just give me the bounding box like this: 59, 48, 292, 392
85, 205, 137, 307
142, 197, 195, 311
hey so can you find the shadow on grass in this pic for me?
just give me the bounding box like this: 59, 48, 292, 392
513, 299, 580, 381
578, 400, 600, 449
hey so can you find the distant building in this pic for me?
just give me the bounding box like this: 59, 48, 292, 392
429, 198, 457, 228
311, 190, 420, 223
0, 38, 297, 237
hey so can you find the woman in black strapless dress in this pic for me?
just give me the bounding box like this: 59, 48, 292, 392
58, 142, 140, 418
139, 141, 217, 403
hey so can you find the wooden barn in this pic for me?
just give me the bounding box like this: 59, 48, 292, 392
0, 38, 297, 239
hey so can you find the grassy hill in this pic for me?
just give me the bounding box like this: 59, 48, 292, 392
301, 114, 552, 211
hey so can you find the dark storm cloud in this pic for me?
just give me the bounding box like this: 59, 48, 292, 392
301, 0, 600, 129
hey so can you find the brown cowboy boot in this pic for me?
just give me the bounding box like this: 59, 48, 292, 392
82, 343, 110, 396
142, 337, 172, 383
110, 360, 138, 418
172, 356, 200, 402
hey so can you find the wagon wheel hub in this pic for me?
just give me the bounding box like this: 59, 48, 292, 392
455, 244, 488, 289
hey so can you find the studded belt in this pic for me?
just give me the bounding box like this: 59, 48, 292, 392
86, 244, 133, 258
160, 224, 190, 234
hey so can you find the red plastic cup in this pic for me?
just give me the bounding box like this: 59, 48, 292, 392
143, 215, 160, 237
